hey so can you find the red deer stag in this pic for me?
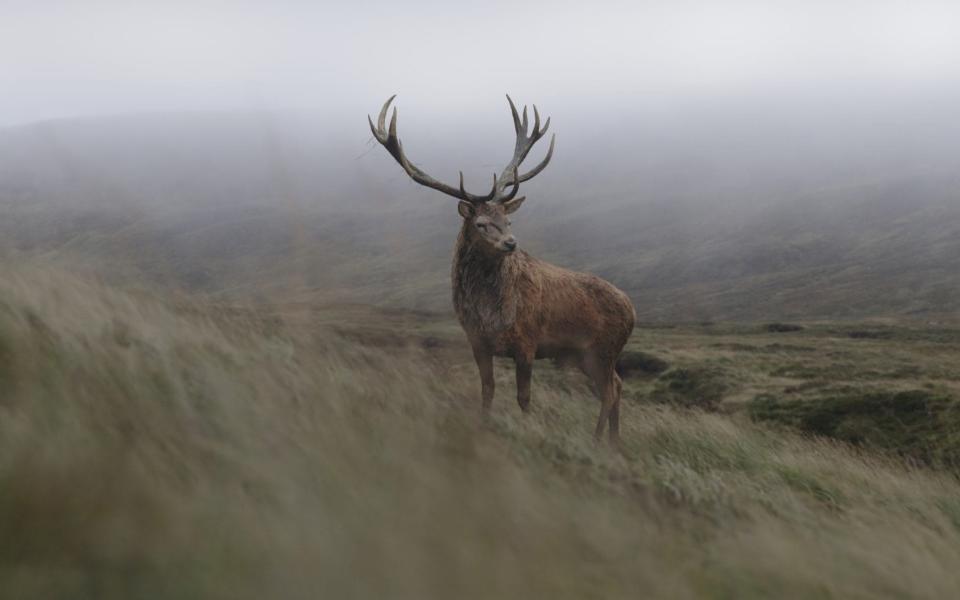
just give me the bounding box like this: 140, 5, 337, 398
368, 95, 635, 442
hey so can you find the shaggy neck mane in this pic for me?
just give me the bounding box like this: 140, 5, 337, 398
452, 221, 520, 332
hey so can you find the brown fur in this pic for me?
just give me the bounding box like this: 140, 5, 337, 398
452, 202, 636, 442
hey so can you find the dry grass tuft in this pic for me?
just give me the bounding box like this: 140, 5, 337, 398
2, 263, 960, 598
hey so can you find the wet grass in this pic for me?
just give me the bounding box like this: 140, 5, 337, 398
2, 264, 960, 598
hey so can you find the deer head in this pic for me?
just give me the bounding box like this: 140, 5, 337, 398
368, 95, 555, 254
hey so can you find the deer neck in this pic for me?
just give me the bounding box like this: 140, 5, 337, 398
452, 221, 518, 333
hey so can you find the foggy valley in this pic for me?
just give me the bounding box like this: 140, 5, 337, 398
2, 90, 958, 321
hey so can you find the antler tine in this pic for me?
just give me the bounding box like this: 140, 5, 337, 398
388, 106, 398, 139
456, 171, 497, 203
499, 166, 521, 202
368, 97, 392, 143
377, 95, 395, 138
506, 94, 522, 134
368, 95, 491, 203
495, 95, 556, 201
516, 134, 555, 183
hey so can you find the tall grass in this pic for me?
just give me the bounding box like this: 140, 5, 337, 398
2, 263, 960, 599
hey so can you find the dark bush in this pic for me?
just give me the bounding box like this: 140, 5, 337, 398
847, 330, 893, 340
648, 367, 730, 410
749, 389, 960, 468
616, 350, 669, 378
764, 322, 805, 333
420, 336, 445, 349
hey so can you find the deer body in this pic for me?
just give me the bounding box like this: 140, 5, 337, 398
369, 95, 635, 441
452, 220, 635, 438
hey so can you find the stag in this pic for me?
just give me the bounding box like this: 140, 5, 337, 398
368, 95, 635, 442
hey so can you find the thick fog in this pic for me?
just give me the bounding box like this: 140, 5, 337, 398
4, 1, 960, 206
3, 0, 960, 125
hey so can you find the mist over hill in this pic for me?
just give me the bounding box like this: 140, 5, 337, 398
1, 96, 958, 321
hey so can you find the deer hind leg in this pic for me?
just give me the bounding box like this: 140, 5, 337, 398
608, 373, 623, 445
593, 369, 619, 442
472, 345, 495, 413
584, 350, 619, 442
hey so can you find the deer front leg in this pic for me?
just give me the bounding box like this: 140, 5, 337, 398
472, 345, 495, 412
514, 350, 534, 413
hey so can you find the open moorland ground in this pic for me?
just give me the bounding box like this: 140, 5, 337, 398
0, 109, 958, 599
2, 262, 960, 599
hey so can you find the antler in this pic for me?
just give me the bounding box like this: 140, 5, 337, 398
494, 95, 556, 203
367, 95, 556, 204
368, 95, 497, 203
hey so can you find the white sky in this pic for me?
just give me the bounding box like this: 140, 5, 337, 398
1, 0, 959, 127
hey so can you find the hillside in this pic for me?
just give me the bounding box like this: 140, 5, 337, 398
1, 112, 958, 322
3, 262, 960, 598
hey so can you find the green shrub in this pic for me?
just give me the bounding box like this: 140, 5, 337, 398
750, 389, 960, 468
649, 367, 730, 410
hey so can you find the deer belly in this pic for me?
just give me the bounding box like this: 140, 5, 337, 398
535, 331, 593, 359
535, 344, 565, 359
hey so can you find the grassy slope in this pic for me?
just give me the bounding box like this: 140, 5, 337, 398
3, 264, 960, 598
620, 322, 960, 468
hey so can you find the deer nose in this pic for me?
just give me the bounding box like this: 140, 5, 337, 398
503, 237, 517, 251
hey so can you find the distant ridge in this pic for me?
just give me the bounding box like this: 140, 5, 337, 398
1, 111, 958, 321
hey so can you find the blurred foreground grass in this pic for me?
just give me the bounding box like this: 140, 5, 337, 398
2, 264, 960, 599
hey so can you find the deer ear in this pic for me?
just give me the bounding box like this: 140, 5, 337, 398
457, 201, 475, 219
502, 196, 526, 215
